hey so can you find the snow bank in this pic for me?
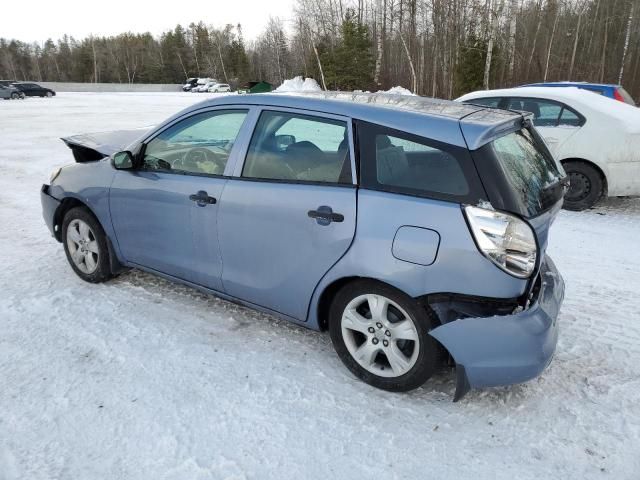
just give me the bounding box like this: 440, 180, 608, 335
381, 86, 416, 96
275, 76, 322, 93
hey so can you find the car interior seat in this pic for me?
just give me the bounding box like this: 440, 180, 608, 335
376, 135, 409, 184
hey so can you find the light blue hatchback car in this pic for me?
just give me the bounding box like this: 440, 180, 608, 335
41, 93, 566, 400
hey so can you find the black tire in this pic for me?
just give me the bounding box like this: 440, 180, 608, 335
562, 161, 604, 211
11, 93, 18, 100
61, 207, 113, 283
329, 279, 440, 392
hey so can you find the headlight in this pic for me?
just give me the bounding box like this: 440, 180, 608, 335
49, 167, 62, 183
464, 205, 537, 278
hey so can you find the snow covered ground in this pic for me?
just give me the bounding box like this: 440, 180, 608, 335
1, 93, 639, 479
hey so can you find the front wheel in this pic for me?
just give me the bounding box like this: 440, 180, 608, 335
329, 280, 440, 392
11, 93, 19, 100
62, 207, 113, 283
46, 91, 53, 97
562, 161, 604, 211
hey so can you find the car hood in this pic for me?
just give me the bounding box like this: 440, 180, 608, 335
61, 127, 152, 162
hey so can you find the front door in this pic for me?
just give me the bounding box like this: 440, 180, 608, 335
218, 109, 357, 320
110, 108, 250, 290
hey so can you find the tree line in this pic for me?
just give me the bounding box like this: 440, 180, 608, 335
1, 0, 638, 100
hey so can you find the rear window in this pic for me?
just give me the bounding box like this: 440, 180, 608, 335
490, 128, 564, 216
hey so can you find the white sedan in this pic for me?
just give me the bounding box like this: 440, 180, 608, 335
207, 83, 231, 93
457, 87, 640, 210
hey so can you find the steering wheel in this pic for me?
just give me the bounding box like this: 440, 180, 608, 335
177, 147, 226, 174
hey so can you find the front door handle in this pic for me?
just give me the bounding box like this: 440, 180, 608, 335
189, 190, 217, 206
308, 206, 344, 225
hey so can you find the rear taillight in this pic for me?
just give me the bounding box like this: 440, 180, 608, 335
464, 205, 538, 279
614, 89, 625, 102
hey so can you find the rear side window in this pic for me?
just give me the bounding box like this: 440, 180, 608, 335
242, 111, 352, 184
559, 108, 581, 126
357, 121, 484, 203
507, 97, 584, 127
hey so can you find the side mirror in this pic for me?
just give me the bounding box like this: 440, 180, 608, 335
275, 134, 295, 151
113, 151, 134, 170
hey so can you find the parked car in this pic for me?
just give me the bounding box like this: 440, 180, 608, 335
41, 92, 566, 400
208, 83, 231, 93
457, 86, 640, 210
193, 81, 217, 93
190, 78, 215, 92
182, 78, 199, 92
0, 84, 25, 100
522, 82, 636, 106
11, 82, 56, 98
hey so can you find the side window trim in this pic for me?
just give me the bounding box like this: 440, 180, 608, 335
230, 106, 357, 186
137, 106, 255, 178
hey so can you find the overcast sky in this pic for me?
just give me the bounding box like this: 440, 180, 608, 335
0, 0, 295, 44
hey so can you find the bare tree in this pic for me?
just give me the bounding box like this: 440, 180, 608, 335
619, 0, 635, 83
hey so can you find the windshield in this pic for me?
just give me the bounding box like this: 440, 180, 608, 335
483, 127, 565, 217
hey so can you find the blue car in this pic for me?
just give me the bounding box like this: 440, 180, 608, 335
41, 93, 566, 400
522, 82, 636, 106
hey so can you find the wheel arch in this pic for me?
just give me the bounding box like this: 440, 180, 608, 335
560, 157, 608, 196
316, 276, 362, 331
53, 197, 95, 242
316, 276, 432, 331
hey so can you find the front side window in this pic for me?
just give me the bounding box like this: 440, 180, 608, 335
142, 109, 248, 175
357, 121, 481, 202
242, 111, 352, 184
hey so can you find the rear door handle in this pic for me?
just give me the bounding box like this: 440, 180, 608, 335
308, 206, 344, 225
189, 190, 217, 206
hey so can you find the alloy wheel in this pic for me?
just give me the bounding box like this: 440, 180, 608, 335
341, 294, 420, 377
66, 219, 100, 274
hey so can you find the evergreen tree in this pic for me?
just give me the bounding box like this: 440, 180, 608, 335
321, 10, 374, 91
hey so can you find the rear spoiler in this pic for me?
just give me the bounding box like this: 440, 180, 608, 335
61, 127, 152, 163
459, 109, 533, 150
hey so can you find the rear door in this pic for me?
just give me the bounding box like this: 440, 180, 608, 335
218, 108, 357, 321
505, 97, 583, 156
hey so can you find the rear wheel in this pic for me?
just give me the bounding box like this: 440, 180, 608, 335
62, 207, 113, 283
10, 93, 19, 100
329, 280, 439, 392
562, 161, 604, 211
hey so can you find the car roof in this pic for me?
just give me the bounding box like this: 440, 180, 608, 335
183, 92, 525, 150
522, 82, 620, 89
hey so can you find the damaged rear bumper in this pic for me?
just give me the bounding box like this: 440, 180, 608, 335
429, 255, 564, 401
